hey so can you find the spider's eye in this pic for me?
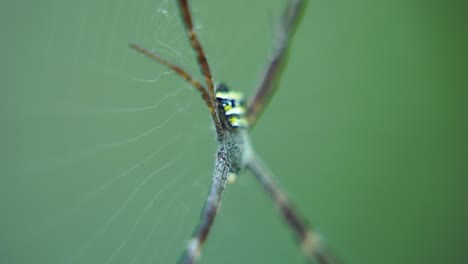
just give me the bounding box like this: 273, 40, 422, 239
215, 85, 249, 130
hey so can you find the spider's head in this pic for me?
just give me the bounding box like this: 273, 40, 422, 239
215, 84, 249, 130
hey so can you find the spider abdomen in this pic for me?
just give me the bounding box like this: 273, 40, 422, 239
215, 84, 249, 130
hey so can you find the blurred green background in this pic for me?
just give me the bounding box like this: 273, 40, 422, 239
2, 0, 467, 263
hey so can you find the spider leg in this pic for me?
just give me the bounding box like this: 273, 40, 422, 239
178, 0, 216, 98
247, 0, 308, 127
246, 153, 339, 264
179, 151, 231, 264
129, 44, 223, 135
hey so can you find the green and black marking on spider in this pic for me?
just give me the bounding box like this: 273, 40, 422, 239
215, 84, 249, 130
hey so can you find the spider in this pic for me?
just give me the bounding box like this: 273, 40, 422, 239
130, 0, 337, 263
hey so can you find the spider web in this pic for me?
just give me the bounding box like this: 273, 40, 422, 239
2, 1, 293, 264
4, 1, 216, 263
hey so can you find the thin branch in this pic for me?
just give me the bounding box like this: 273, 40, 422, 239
179, 151, 231, 264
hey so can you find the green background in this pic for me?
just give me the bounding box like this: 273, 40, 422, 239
2, 0, 467, 263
